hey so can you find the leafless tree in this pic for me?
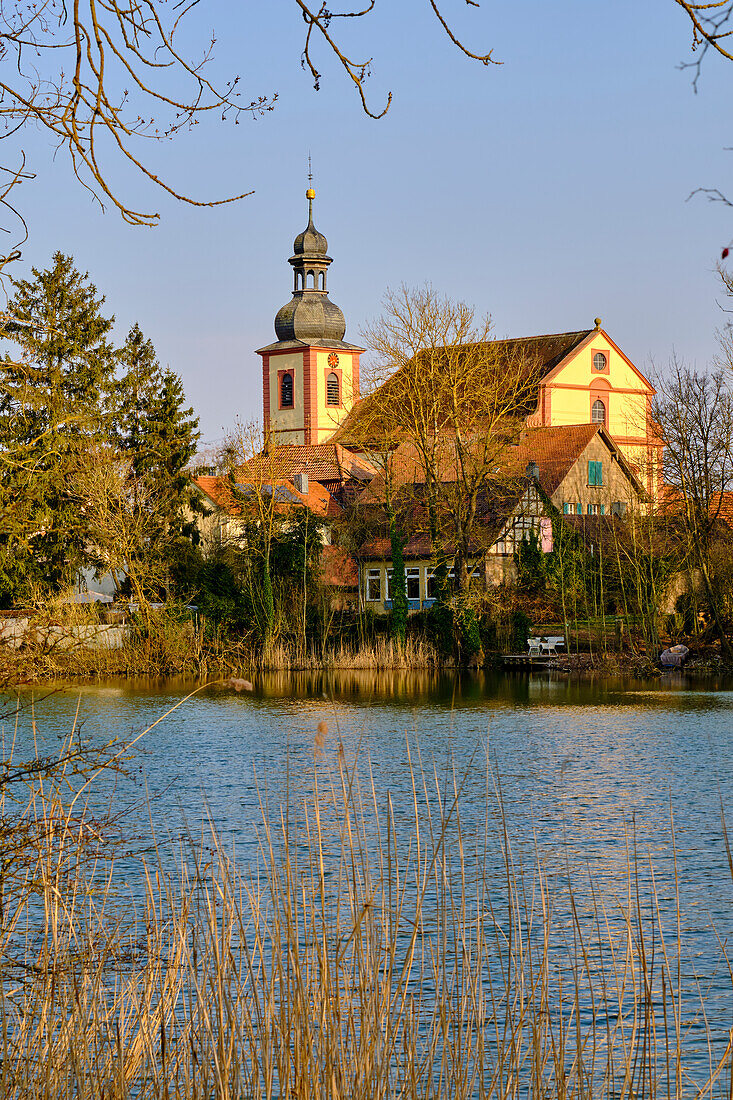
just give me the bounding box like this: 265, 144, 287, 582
0, 1, 496, 267
675, 0, 733, 253
359, 284, 541, 592
676, 0, 733, 75
70, 441, 166, 603
654, 358, 733, 654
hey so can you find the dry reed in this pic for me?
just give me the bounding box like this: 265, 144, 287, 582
0, 713, 730, 1099
259, 635, 441, 671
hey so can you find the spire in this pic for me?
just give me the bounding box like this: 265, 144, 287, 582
274, 188, 347, 344
292, 185, 328, 258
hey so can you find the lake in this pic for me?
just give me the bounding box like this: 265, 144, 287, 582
6, 669, 733, 1087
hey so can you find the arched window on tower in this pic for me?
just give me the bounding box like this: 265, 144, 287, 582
592, 398, 606, 426
296, 272, 303, 291
281, 372, 293, 408
326, 372, 340, 406
319, 272, 325, 290
307, 271, 315, 289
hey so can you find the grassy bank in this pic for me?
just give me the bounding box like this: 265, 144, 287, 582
1, 601, 728, 685
0, 603, 444, 683
1, 703, 731, 1098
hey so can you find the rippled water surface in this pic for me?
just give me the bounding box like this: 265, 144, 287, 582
7, 669, 733, 1080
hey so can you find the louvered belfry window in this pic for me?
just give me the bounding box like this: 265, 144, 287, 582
281, 372, 293, 407
326, 372, 340, 406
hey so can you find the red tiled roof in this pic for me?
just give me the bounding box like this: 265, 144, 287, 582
236, 443, 377, 485
507, 424, 602, 494
715, 492, 733, 525
661, 486, 733, 527
500, 423, 644, 499
192, 474, 342, 519
357, 534, 432, 560
333, 330, 593, 448
356, 423, 628, 505
193, 476, 241, 514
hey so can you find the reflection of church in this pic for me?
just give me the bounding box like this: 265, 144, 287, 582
256, 189, 659, 499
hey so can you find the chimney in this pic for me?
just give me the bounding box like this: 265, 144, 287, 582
525, 461, 539, 482
293, 471, 309, 496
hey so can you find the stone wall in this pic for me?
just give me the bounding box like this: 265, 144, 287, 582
0, 616, 125, 650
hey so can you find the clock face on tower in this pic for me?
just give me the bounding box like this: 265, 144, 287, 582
328, 352, 340, 368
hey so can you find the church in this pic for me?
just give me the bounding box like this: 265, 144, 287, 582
256, 186, 363, 449
252, 188, 659, 500
193, 190, 655, 600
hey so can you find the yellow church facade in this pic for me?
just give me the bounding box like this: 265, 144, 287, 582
256, 190, 659, 499
525, 323, 659, 498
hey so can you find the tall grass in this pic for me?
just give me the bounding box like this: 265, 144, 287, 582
0, 713, 730, 1098
0, 605, 442, 684
259, 635, 441, 671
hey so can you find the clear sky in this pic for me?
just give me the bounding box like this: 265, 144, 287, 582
7, 0, 733, 446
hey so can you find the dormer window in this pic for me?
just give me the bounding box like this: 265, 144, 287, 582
593, 352, 608, 372
326, 372, 340, 406
280, 372, 293, 408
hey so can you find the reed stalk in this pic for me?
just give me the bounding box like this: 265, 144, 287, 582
0, 717, 729, 1099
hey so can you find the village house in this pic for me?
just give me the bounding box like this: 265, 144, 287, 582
357, 477, 549, 614
192, 189, 657, 607
351, 422, 645, 613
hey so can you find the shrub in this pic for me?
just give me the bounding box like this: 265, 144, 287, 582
511, 608, 531, 651
427, 599, 454, 659
455, 602, 481, 662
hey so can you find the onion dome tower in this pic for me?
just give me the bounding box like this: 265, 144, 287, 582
257, 188, 363, 446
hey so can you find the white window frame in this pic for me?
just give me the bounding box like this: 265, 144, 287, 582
365, 568, 381, 603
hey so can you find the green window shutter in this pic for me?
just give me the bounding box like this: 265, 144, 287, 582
588, 460, 594, 485
601, 504, 605, 515
563, 503, 569, 514
587, 504, 592, 515
576, 503, 582, 515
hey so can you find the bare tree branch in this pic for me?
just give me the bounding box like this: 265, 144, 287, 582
0, 0, 496, 265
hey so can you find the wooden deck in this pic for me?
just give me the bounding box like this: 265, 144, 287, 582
499, 653, 556, 669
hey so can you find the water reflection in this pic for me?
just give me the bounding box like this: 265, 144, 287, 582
5, 669, 733, 1083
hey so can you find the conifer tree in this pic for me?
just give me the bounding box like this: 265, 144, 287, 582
115, 323, 159, 468
0, 252, 116, 601
112, 326, 200, 597
116, 326, 200, 538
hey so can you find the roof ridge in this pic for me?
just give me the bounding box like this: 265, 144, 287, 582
490, 329, 593, 343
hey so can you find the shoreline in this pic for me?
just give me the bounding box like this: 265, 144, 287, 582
2, 647, 731, 688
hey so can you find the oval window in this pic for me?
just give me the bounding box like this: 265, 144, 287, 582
593, 352, 607, 371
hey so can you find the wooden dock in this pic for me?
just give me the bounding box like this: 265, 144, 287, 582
499, 653, 555, 669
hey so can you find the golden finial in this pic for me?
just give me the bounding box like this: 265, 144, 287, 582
594, 317, 602, 330
306, 153, 315, 200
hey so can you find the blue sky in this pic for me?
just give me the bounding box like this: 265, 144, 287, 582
8, 0, 733, 444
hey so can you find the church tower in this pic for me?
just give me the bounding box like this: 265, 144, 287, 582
257, 188, 363, 446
